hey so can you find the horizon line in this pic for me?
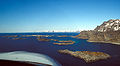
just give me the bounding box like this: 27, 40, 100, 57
0, 32, 80, 33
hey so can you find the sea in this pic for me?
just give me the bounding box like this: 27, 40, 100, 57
0, 32, 120, 66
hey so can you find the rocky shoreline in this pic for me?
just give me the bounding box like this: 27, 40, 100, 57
58, 49, 111, 63
87, 40, 120, 45
76, 19, 120, 45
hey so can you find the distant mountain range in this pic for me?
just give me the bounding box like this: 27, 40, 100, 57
76, 19, 120, 45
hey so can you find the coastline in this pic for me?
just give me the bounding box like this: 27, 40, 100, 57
87, 40, 120, 45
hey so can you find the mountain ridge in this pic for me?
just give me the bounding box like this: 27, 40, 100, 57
76, 19, 120, 45
94, 19, 120, 32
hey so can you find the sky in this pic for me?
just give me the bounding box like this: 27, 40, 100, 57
0, 0, 120, 33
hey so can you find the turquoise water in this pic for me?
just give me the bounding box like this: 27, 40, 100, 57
0, 33, 120, 66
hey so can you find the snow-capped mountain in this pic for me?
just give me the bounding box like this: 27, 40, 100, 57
94, 19, 120, 32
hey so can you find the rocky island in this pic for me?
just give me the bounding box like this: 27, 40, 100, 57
53, 40, 75, 45
37, 38, 52, 42
12, 37, 26, 40
2, 35, 18, 38
22, 35, 54, 37
36, 35, 75, 45
1, 35, 28, 40
76, 19, 120, 45
57, 35, 69, 37
58, 49, 111, 63
37, 36, 58, 42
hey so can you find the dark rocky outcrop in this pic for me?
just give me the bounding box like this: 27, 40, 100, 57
58, 49, 110, 63
76, 19, 120, 45
76, 31, 90, 39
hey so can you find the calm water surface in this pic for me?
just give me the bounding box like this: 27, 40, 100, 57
0, 33, 120, 66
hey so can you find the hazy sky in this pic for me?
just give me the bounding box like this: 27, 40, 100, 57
0, 0, 120, 33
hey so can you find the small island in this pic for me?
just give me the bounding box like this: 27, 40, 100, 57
37, 38, 51, 41
12, 37, 26, 40
2, 35, 18, 38
58, 49, 111, 63
37, 36, 58, 42
1, 35, 27, 40
22, 35, 54, 37
53, 40, 75, 45
57, 35, 69, 37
